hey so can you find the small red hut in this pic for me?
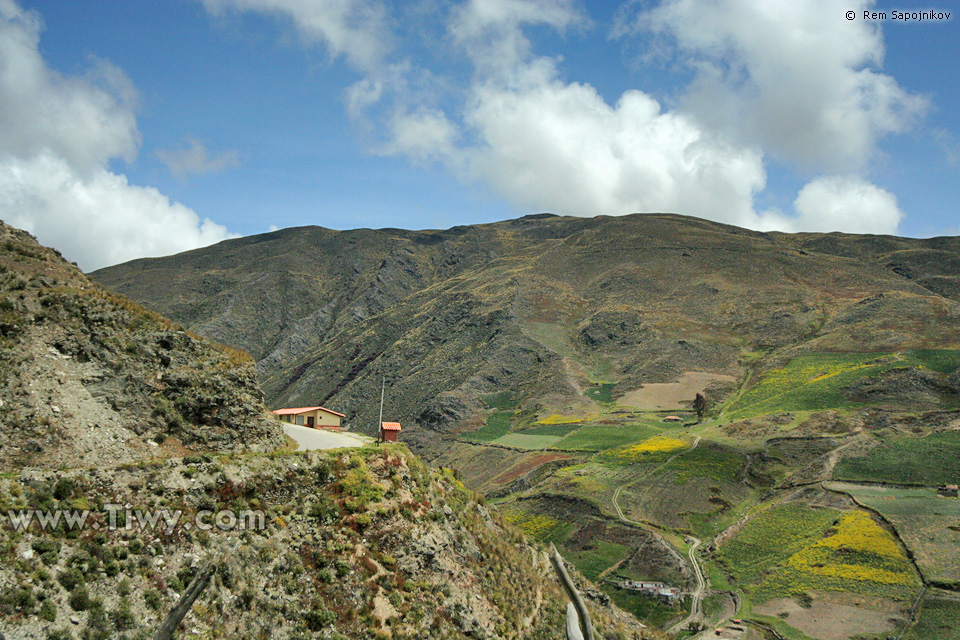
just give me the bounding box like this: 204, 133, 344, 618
380, 421, 402, 442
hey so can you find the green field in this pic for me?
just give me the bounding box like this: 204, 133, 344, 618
905, 592, 960, 640
563, 540, 632, 581
492, 433, 563, 449
463, 411, 513, 442
715, 504, 841, 586
724, 350, 960, 419
833, 431, 960, 486
517, 422, 583, 437
481, 391, 520, 410
555, 424, 662, 451
829, 482, 960, 584
585, 382, 617, 404
663, 442, 744, 484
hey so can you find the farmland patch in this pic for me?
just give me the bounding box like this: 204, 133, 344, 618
617, 371, 736, 411
833, 430, 960, 486
555, 423, 662, 451
828, 482, 960, 584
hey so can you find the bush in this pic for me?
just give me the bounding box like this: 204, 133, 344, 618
143, 588, 162, 611
58, 567, 85, 591
69, 586, 90, 611
304, 603, 336, 630
0, 585, 36, 615
111, 599, 136, 631
40, 598, 57, 622
82, 606, 111, 640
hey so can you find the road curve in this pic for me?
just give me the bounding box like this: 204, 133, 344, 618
669, 536, 705, 633
282, 423, 369, 451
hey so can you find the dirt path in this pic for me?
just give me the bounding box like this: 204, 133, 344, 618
608, 436, 709, 634
669, 536, 705, 633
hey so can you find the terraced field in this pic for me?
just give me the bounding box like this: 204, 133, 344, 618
725, 350, 960, 419
905, 591, 960, 640
833, 431, 960, 486
828, 482, 960, 584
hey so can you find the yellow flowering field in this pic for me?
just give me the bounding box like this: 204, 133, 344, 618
726, 350, 960, 419
537, 414, 590, 425
504, 511, 568, 542
758, 510, 920, 601
600, 435, 687, 464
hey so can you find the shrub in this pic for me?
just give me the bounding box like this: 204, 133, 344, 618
0, 585, 36, 615
143, 588, 162, 611
40, 598, 57, 622
304, 601, 336, 630
58, 567, 85, 591
68, 586, 91, 611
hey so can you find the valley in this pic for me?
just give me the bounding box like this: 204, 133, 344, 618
84, 213, 960, 638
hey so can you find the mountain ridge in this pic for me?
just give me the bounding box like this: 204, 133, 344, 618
91, 213, 960, 453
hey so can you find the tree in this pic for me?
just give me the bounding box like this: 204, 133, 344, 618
693, 393, 707, 423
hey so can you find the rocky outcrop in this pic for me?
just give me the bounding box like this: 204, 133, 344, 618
0, 221, 285, 472
0, 447, 655, 640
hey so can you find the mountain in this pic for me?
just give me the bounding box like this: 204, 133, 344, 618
0, 221, 655, 640
91, 213, 960, 451
0, 221, 285, 473
90, 213, 960, 638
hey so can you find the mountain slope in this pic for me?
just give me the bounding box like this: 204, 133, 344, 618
92, 214, 960, 450
0, 220, 285, 472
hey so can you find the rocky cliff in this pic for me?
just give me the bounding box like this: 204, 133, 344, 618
0, 221, 285, 473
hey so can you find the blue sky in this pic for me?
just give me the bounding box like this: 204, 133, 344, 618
1, 0, 957, 270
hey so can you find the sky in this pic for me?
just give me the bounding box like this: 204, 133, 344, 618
0, 0, 958, 271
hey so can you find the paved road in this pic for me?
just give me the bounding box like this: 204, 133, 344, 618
282, 423, 370, 451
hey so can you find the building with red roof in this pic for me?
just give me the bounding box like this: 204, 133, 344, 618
380, 421, 402, 442
272, 406, 345, 431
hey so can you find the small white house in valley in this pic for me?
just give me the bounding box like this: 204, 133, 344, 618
272, 406, 345, 431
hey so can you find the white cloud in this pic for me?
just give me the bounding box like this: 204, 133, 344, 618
202, 0, 911, 236
449, 0, 587, 75
787, 175, 903, 234
460, 61, 767, 224
0, 0, 235, 270
933, 129, 960, 167
0, 2, 139, 173
201, 0, 391, 71
627, 0, 928, 171
0, 152, 237, 270
157, 138, 241, 178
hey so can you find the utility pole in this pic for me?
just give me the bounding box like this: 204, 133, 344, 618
377, 376, 385, 445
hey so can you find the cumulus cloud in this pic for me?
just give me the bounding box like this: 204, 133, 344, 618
202, 0, 913, 236
789, 175, 903, 234
625, 0, 928, 171
0, 2, 139, 173
460, 61, 767, 225
0, 153, 235, 269
157, 138, 241, 178
201, 0, 392, 71
0, 0, 235, 270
